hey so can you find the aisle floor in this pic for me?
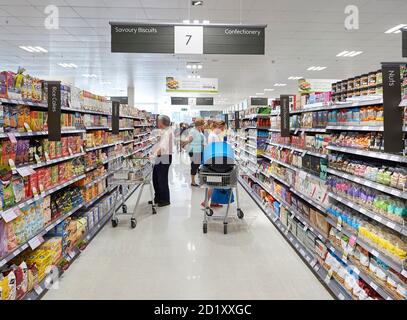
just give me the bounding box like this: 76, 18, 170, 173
44, 152, 332, 300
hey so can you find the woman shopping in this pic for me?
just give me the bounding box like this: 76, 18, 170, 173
181, 118, 205, 187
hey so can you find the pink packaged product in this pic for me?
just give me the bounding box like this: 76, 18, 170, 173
0, 219, 7, 257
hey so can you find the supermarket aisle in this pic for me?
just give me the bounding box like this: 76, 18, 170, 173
44, 152, 331, 300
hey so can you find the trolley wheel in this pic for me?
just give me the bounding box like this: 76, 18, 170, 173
223, 223, 228, 235
111, 217, 119, 228
237, 209, 244, 219
206, 208, 214, 217
203, 223, 208, 234
130, 218, 137, 229
122, 204, 128, 214
152, 207, 157, 215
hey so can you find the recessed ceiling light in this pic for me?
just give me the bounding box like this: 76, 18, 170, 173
274, 83, 287, 87
82, 74, 97, 78
288, 76, 303, 80
384, 24, 407, 34
192, 64, 197, 69
58, 63, 77, 69
203, 20, 210, 24
337, 50, 363, 57
307, 66, 326, 71
256, 92, 265, 95
264, 88, 275, 91
19, 46, 48, 53
186, 65, 192, 69
197, 65, 203, 69
183, 20, 190, 24
193, 20, 200, 24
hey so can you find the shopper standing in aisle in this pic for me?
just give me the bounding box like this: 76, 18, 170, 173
151, 115, 173, 207
181, 118, 205, 187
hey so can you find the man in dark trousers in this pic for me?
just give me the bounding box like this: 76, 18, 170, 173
151, 115, 173, 207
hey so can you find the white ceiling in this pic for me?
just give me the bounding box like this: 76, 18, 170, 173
0, 0, 406, 109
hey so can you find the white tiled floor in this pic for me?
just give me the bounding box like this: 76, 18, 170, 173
44, 152, 332, 300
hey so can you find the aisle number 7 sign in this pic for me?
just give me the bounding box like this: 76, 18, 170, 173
174, 26, 203, 54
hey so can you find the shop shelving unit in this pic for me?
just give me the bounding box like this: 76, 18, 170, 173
0, 83, 157, 300
230, 69, 407, 300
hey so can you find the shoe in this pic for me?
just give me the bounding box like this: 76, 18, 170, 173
191, 183, 199, 187
157, 202, 171, 207
201, 201, 207, 208
210, 203, 223, 208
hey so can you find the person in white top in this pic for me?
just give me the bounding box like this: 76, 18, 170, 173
151, 115, 173, 207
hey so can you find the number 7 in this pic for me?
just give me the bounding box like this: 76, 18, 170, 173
186, 35, 192, 45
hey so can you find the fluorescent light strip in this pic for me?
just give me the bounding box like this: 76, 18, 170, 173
256, 93, 265, 95
348, 51, 363, 57
384, 24, 407, 34
288, 76, 302, 80
264, 88, 275, 91
308, 66, 326, 71
336, 51, 349, 57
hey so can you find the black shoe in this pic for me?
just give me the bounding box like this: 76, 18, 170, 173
157, 202, 171, 207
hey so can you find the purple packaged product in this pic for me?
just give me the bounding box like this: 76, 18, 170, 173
0, 219, 7, 257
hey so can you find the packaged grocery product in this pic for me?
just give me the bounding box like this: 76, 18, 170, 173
11, 176, 25, 203
12, 262, 28, 299
0, 271, 16, 300
26, 265, 39, 292
3, 181, 15, 209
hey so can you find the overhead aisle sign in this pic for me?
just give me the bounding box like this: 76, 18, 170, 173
110, 22, 266, 55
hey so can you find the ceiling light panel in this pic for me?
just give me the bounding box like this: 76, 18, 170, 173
384, 24, 407, 34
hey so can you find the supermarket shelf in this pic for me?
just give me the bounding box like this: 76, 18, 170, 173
262, 170, 291, 188
83, 185, 117, 209
327, 145, 407, 163
134, 132, 150, 138
328, 192, 407, 237
102, 153, 123, 164
23, 184, 141, 300
262, 153, 325, 184
290, 98, 383, 114
325, 217, 406, 274
0, 174, 86, 221
326, 241, 397, 300
327, 168, 407, 200
242, 148, 258, 158
122, 139, 136, 144
326, 125, 384, 131
267, 141, 328, 159
0, 129, 85, 138
108, 127, 134, 131
0, 97, 47, 107
84, 126, 109, 130
15, 152, 85, 172
134, 124, 154, 127
23, 246, 82, 300
85, 141, 123, 152
290, 187, 327, 213
291, 127, 327, 133
83, 168, 120, 189
242, 114, 272, 119
239, 177, 351, 300
0, 204, 84, 268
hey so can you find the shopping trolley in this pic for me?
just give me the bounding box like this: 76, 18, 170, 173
199, 142, 244, 234
109, 156, 156, 229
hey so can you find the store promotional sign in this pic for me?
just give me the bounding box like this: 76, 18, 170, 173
112, 101, 120, 134
196, 97, 214, 106
110, 22, 266, 55
47, 81, 61, 141
382, 62, 403, 153
171, 97, 189, 105
250, 97, 268, 106
403, 30, 407, 57
298, 79, 338, 94
166, 77, 218, 93
280, 95, 290, 137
